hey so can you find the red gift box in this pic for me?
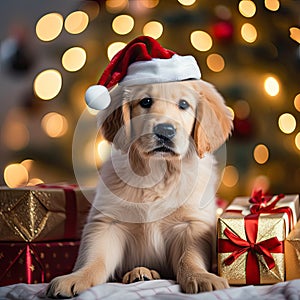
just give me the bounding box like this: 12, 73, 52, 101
0, 240, 80, 286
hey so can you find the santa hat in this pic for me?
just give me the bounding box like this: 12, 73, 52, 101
85, 36, 201, 110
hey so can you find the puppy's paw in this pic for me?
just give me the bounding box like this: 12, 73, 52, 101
179, 272, 229, 293
122, 267, 160, 284
46, 272, 101, 298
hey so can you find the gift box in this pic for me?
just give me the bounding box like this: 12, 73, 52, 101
0, 240, 80, 286
285, 220, 300, 280
0, 184, 94, 242
217, 192, 299, 285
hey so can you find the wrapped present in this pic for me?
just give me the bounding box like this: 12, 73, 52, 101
0, 240, 80, 286
0, 184, 94, 242
285, 220, 300, 280
217, 192, 299, 285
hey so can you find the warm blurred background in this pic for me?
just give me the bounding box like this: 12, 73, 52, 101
0, 0, 299, 202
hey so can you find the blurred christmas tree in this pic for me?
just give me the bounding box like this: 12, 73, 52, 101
0, 0, 299, 202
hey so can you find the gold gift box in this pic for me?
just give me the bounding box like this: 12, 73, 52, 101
217, 194, 299, 285
285, 221, 300, 280
0, 185, 94, 242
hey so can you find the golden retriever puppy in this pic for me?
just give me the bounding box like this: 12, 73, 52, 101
47, 79, 232, 298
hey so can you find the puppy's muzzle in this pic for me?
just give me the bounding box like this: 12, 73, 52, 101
153, 123, 176, 141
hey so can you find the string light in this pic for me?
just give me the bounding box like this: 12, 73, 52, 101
34, 69, 62, 100
233, 100, 250, 119
36, 13, 63, 42
222, 165, 239, 187
62, 47, 87, 72
4, 163, 29, 188
97, 140, 111, 162
41, 112, 68, 138
238, 0, 256, 18
107, 42, 127, 60
289, 27, 300, 44
190, 30, 213, 52
278, 113, 296, 134
112, 15, 134, 35
65, 11, 89, 35
253, 144, 269, 164
241, 23, 257, 43
206, 53, 225, 72
295, 132, 300, 151
141, 0, 159, 8
2, 120, 29, 150
178, 0, 196, 6
264, 76, 280, 96
106, 0, 128, 13
143, 21, 163, 39
294, 93, 300, 112
264, 0, 280, 11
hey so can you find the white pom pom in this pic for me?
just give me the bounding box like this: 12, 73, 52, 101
85, 85, 111, 110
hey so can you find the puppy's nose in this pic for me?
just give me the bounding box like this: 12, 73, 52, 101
153, 123, 176, 140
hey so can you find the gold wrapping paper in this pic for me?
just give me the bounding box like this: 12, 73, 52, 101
285, 221, 300, 280
218, 211, 286, 285
0, 186, 94, 242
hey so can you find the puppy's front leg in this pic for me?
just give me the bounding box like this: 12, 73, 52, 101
169, 221, 229, 293
47, 219, 126, 298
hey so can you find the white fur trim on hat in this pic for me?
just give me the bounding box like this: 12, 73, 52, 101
119, 54, 201, 87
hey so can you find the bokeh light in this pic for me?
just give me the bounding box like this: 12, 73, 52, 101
81, 1, 100, 21
264, 76, 280, 96
295, 132, 300, 151
62, 47, 87, 72
214, 5, 232, 20
2, 121, 29, 150
97, 140, 112, 162
4, 163, 28, 188
206, 53, 225, 72
289, 27, 300, 44
27, 178, 44, 186
238, 0, 256, 18
65, 11, 89, 34
241, 23, 257, 43
107, 42, 127, 60
143, 21, 163, 39
233, 100, 250, 119
278, 113, 296, 134
222, 165, 239, 187
253, 144, 269, 164
36, 13, 63, 42
264, 0, 280, 11
141, 0, 159, 8
34, 69, 62, 100
178, 0, 196, 6
112, 14, 134, 35
106, 0, 128, 13
190, 30, 213, 52
41, 112, 68, 138
20, 159, 34, 172
294, 94, 300, 112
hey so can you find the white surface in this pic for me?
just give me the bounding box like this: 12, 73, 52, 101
0, 279, 300, 300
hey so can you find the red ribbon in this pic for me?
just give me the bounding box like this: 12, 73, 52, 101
218, 214, 284, 284
249, 190, 293, 229
37, 184, 78, 239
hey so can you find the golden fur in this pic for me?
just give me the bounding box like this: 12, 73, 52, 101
47, 80, 232, 297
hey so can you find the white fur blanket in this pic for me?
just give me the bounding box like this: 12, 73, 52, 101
1, 279, 299, 300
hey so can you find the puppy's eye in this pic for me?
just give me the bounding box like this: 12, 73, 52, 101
139, 97, 153, 109
178, 99, 190, 110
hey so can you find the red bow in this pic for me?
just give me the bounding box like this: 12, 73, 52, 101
249, 190, 293, 229
218, 214, 284, 284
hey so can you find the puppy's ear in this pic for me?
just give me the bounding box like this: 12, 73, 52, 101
97, 87, 131, 150
192, 80, 233, 157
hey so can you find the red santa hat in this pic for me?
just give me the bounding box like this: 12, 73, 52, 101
85, 36, 201, 110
